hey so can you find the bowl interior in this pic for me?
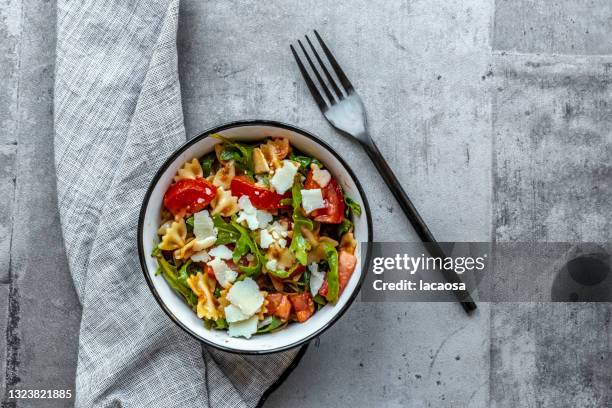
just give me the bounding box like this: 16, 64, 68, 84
140, 123, 371, 353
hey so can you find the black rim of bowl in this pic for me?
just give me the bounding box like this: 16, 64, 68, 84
137, 119, 374, 355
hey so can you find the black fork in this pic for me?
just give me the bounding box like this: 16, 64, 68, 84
291, 30, 477, 313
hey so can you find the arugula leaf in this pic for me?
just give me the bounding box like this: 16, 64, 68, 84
344, 193, 362, 218
230, 221, 264, 276
212, 215, 241, 245
279, 197, 292, 207
268, 270, 290, 279
313, 294, 327, 306
177, 260, 192, 287
213, 318, 228, 330
220, 148, 242, 162
156, 255, 197, 307
256, 316, 283, 334
200, 153, 216, 177
186, 216, 194, 228
290, 228, 310, 265
257, 174, 270, 187
289, 152, 323, 172
321, 243, 339, 303
211, 133, 255, 177
213, 287, 221, 298
289, 179, 313, 265
151, 245, 162, 257
338, 218, 353, 236
313, 294, 327, 310
301, 266, 311, 289
232, 226, 251, 263
185, 215, 194, 234
267, 263, 300, 279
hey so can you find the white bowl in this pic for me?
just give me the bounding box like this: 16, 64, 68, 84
138, 120, 373, 354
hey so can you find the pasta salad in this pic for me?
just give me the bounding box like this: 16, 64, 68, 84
152, 135, 361, 338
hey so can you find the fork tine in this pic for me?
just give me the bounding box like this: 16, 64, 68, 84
314, 30, 354, 93
290, 44, 327, 111
297, 39, 335, 103
305, 34, 344, 99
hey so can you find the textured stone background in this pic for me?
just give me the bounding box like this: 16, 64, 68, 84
0, 0, 610, 407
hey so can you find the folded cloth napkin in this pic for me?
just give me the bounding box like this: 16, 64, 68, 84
54, 0, 304, 406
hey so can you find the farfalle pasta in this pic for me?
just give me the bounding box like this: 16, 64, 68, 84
210, 187, 239, 216
151, 134, 361, 339
211, 161, 235, 189
174, 237, 216, 260
174, 158, 203, 182
158, 218, 186, 251
187, 272, 221, 320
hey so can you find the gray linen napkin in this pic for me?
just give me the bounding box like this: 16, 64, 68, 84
54, 0, 303, 406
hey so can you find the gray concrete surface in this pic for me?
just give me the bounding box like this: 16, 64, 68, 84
1, 0, 610, 407
0, 0, 81, 407
493, 0, 612, 54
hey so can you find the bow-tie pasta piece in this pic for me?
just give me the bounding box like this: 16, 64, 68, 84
158, 218, 187, 251
211, 187, 239, 217
174, 237, 216, 260
261, 138, 291, 170
212, 161, 235, 190
173, 158, 203, 182
186, 272, 221, 320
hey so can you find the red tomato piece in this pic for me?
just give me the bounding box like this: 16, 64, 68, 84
318, 280, 327, 297
338, 250, 357, 290
230, 176, 288, 210
266, 293, 292, 321
304, 170, 345, 224
318, 250, 357, 297
163, 178, 216, 216
288, 292, 315, 323
205, 265, 215, 279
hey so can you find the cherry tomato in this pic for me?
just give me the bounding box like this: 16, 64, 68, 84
304, 170, 345, 224
266, 293, 292, 321
288, 292, 315, 323
163, 178, 216, 216
318, 250, 357, 297
230, 176, 288, 210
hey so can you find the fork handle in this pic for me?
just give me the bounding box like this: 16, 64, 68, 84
363, 140, 477, 313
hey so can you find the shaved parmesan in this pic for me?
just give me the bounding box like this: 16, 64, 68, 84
256, 210, 273, 229
236, 196, 273, 230
190, 250, 211, 263
258, 316, 274, 328
224, 304, 250, 323
265, 259, 278, 271
270, 160, 299, 194
193, 210, 217, 242
207, 257, 237, 288
228, 315, 259, 339
227, 278, 264, 316
269, 221, 288, 237
309, 262, 326, 296
208, 245, 233, 260
259, 221, 289, 249
312, 166, 331, 187
301, 188, 325, 213
259, 229, 274, 249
